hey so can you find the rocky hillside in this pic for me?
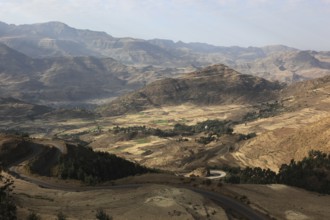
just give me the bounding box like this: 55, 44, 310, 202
0, 21, 178, 65
232, 74, 330, 171
0, 43, 183, 105
0, 21, 105, 58
0, 21, 296, 65
1, 20, 330, 108
0, 97, 52, 120
99, 64, 283, 116
234, 116, 330, 172
2, 21, 330, 83
232, 51, 330, 83
279, 74, 330, 111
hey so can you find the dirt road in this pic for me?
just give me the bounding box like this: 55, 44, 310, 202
6, 142, 270, 220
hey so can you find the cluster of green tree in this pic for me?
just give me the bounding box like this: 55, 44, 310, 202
112, 120, 234, 140
28, 147, 59, 176
26, 209, 111, 220
95, 209, 113, 220
223, 150, 330, 194
0, 167, 17, 220
111, 120, 255, 146
173, 120, 233, 136
27, 212, 42, 220
224, 167, 277, 184
238, 132, 257, 141
0, 139, 32, 167
195, 135, 216, 145
57, 145, 152, 184
278, 150, 330, 194
112, 125, 177, 139
242, 101, 283, 122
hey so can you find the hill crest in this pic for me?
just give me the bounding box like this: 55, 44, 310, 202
99, 64, 282, 116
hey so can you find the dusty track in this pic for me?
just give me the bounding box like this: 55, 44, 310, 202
207, 170, 227, 179
6, 142, 270, 220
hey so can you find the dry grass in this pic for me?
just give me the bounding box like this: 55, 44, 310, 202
12, 174, 227, 220
233, 115, 330, 171
107, 104, 250, 129
231, 81, 330, 171
226, 184, 330, 220
10, 170, 330, 220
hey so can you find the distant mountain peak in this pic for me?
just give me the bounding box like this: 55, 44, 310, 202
1, 20, 329, 83
38, 21, 69, 26
184, 64, 232, 77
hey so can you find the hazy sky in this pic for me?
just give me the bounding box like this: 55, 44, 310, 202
0, 0, 329, 50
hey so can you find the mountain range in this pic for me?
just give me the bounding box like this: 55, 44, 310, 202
0, 21, 292, 62
0, 42, 186, 105
1, 21, 330, 83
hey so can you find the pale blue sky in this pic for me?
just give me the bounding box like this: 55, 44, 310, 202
0, 0, 329, 50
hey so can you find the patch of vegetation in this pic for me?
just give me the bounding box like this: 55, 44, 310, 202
195, 135, 216, 145
112, 125, 177, 139
202, 179, 212, 186
223, 150, 330, 194
278, 150, 330, 194
238, 132, 257, 141
56, 145, 154, 185
112, 119, 234, 142
242, 101, 283, 122
141, 150, 153, 156
56, 211, 66, 220
134, 138, 149, 144
224, 167, 277, 184
174, 119, 233, 136
96, 209, 112, 220
27, 211, 41, 220
0, 167, 17, 220
89, 125, 103, 134
0, 138, 33, 167
111, 119, 255, 147
28, 147, 59, 176
152, 119, 169, 125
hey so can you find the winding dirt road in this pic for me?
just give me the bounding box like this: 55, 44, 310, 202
207, 170, 227, 179
6, 141, 270, 220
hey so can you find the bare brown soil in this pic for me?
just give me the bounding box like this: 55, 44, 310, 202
11, 175, 227, 220
8, 171, 330, 220
226, 184, 330, 220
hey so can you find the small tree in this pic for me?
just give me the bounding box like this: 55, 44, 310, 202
0, 166, 17, 220
96, 209, 112, 220
56, 211, 66, 220
27, 211, 41, 220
